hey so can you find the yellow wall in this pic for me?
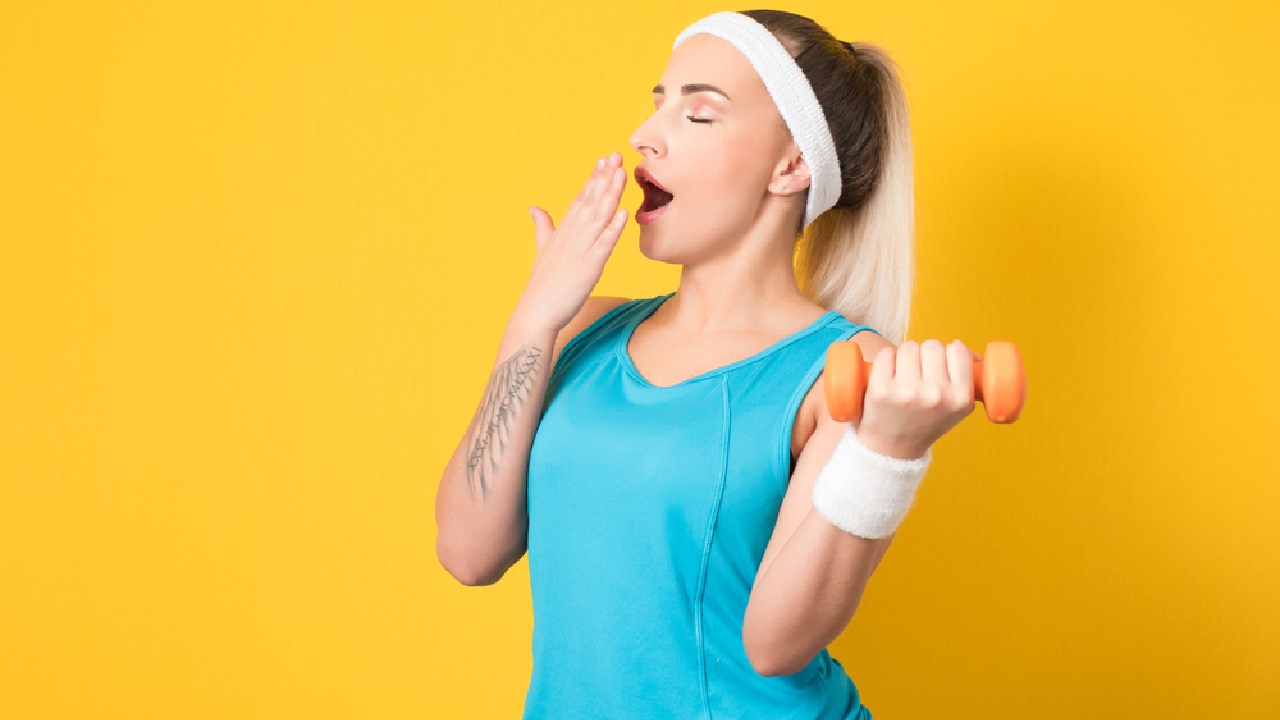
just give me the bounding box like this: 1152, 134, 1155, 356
2, 1, 1277, 717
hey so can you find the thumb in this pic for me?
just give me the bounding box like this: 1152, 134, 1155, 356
529, 205, 554, 249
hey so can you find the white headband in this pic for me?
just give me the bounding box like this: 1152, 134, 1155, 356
673, 11, 842, 229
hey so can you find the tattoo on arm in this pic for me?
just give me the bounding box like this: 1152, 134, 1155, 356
464, 345, 544, 500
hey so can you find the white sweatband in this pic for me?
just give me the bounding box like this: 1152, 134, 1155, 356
811, 426, 931, 539
673, 12, 842, 229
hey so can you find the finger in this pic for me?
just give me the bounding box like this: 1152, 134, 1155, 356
590, 163, 627, 226
582, 153, 617, 210
920, 339, 950, 388
918, 339, 949, 409
610, 153, 629, 204
947, 340, 976, 407
606, 158, 628, 204
529, 205, 555, 249
574, 154, 619, 232
895, 341, 921, 384
563, 155, 608, 229
866, 345, 896, 401
590, 206, 628, 254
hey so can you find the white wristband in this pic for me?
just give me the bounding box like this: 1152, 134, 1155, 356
811, 426, 932, 539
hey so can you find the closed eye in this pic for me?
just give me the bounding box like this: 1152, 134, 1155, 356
686, 116, 712, 124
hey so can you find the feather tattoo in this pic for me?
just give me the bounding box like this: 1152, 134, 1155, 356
464, 345, 543, 500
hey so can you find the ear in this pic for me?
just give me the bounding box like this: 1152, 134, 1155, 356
767, 146, 812, 197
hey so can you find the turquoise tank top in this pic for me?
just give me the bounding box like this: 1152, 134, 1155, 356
524, 292, 880, 720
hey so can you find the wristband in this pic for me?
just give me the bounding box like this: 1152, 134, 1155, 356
811, 426, 931, 539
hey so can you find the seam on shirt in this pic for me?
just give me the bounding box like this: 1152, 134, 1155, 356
694, 376, 732, 720
775, 325, 879, 496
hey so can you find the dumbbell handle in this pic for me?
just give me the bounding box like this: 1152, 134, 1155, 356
823, 341, 1026, 424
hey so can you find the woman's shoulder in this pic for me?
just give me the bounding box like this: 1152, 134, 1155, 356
550, 295, 635, 368
793, 321, 894, 454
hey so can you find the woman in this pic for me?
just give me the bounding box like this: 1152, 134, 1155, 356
436, 9, 977, 719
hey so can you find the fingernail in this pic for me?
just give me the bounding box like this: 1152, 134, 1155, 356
596, 157, 605, 169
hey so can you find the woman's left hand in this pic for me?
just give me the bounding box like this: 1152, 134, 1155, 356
855, 339, 979, 460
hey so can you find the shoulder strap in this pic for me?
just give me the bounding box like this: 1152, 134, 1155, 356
547, 297, 647, 387
774, 321, 880, 478
784, 321, 881, 411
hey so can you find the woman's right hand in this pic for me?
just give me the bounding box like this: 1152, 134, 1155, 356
516, 151, 629, 333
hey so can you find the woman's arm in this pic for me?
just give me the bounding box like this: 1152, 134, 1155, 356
741, 393, 896, 677
434, 296, 627, 586
434, 307, 556, 587
743, 335, 976, 675
435, 151, 632, 587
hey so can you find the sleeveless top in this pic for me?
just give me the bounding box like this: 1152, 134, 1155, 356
523, 292, 881, 720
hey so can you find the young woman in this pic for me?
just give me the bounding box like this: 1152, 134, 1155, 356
436, 9, 978, 719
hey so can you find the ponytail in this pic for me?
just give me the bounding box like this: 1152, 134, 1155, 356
742, 10, 917, 345
796, 44, 914, 345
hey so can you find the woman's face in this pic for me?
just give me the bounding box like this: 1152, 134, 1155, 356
629, 33, 807, 264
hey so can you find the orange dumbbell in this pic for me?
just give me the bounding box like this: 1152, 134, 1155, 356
824, 341, 1026, 424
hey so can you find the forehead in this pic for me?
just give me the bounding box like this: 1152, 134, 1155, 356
660, 33, 770, 103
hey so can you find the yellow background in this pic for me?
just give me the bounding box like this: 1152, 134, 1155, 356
2, 0, 1277, 717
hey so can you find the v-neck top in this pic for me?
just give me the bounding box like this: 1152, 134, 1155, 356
616, 293, 845, 390
524, 292, 880, 720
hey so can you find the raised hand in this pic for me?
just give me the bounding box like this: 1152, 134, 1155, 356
515, 151, 630, 333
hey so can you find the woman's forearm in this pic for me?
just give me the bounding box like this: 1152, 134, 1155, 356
742, 509, 895, 676
434, 308, 558, 586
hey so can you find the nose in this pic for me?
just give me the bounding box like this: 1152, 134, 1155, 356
629, 112, 665, 158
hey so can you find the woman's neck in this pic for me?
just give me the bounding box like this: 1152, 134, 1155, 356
663, 253, 824, 335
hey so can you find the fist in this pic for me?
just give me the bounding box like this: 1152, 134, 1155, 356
856, 339, 978, 460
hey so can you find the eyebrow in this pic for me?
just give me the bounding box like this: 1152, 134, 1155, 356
652, 83, 732, 101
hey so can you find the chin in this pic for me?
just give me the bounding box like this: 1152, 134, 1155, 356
636, 228, 668, 262
637, 226, 680, 264
638, 225, 719, 267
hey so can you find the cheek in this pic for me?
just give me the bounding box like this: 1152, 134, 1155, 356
692, 131, 770, 198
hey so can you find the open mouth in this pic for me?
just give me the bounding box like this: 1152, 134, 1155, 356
636, 169, 674, 213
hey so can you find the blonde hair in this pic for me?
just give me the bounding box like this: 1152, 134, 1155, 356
743, 11, 916, 344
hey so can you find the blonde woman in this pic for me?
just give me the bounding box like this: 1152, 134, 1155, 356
437, 9, 977, 719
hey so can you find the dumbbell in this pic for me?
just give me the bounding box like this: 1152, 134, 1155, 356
824, 340, 1026, 424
